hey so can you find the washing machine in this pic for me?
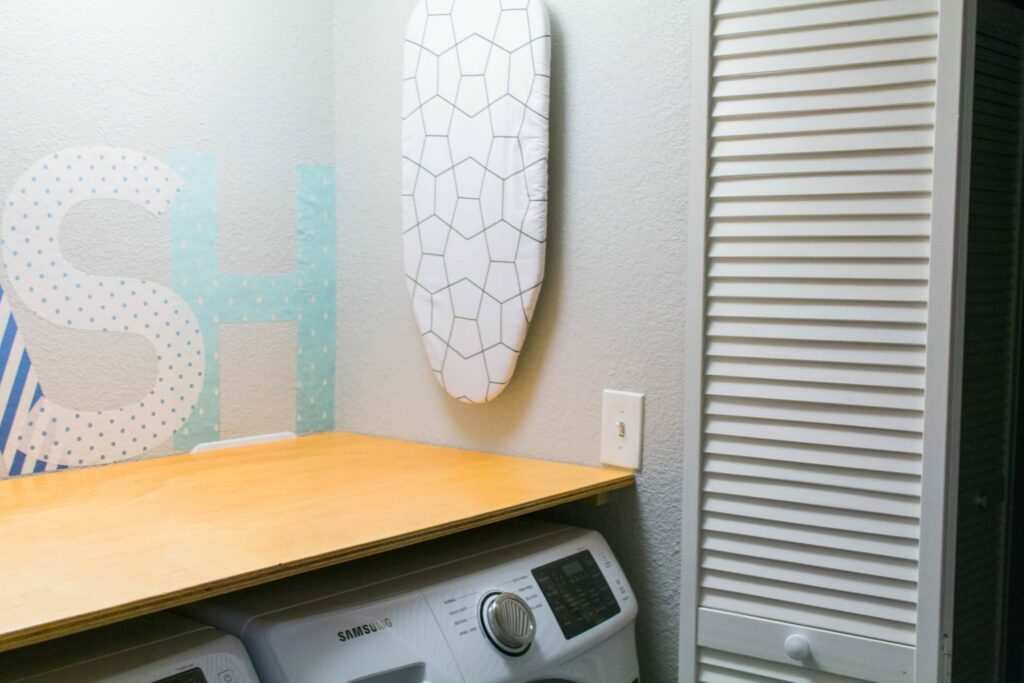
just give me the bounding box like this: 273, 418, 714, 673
0, 612, 260, 682
181, 520, 639, 683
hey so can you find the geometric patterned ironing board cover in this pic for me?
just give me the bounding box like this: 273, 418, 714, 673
402, 0, 550, 403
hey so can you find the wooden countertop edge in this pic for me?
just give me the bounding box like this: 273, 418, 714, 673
0, 473, 633, 653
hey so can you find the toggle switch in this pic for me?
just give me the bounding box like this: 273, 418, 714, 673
601, 389, 643, 470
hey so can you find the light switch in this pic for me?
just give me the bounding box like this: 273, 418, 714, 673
601, 389, 644, 470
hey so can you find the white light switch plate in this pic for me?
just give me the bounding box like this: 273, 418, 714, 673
601, 389, 644, 470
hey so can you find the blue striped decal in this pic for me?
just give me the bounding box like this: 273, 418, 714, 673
0, 283, 47, 478
8, 450, 25, 477
0, 352, 32, 453
0, 317, 17, 386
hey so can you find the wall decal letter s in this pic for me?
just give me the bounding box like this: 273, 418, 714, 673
0, 146, 204, 474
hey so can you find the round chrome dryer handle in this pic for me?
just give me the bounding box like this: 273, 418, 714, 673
480, 591, 536, 656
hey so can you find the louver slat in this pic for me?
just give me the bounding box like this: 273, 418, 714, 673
704, 436, 922, 475
703, 494, 920, 539
706, 378, 924, 411
707, 261, 930, 280
710, 174, 934, 197
714, 15, 937, 58
691, 0, 942, 678
703, 453, 922, 493
711, 153, 936, 179
707, 280, 929, 302
706, 338, 927, 369
714, 0, 938, 36
706, 358, 925, 389
707, 299, 928, 324
702, 513, 920, 559
713, 84, 937, 117
714, 40, 939, 78
711, 130, 935, 158
713, 62, 937, 99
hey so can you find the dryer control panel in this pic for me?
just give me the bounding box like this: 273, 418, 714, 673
532, 550, 621, 640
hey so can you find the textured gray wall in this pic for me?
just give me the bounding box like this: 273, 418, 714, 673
334, 1, 691, 678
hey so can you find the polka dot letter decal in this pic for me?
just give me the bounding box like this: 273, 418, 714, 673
168, 154, 337, 450
0, 147, 205, 471
403, 0, 551, 403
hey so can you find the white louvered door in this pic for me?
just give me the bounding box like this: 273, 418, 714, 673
681, 1, 971, 681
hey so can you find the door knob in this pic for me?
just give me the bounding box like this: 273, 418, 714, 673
784, 634, 812, 662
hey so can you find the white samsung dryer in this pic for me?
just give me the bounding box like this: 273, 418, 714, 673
0, 613, 259, 683
181, 520, 640, 683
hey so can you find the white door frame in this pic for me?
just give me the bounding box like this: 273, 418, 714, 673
917, 0, 976, 680
677, 0, 712, 678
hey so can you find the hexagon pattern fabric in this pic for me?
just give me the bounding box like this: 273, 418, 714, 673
403, 0, 550, 404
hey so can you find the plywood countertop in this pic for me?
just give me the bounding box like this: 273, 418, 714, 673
0, 432, 633, 652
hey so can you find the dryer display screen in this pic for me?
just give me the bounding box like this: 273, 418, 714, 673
532, 550, 620, 639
